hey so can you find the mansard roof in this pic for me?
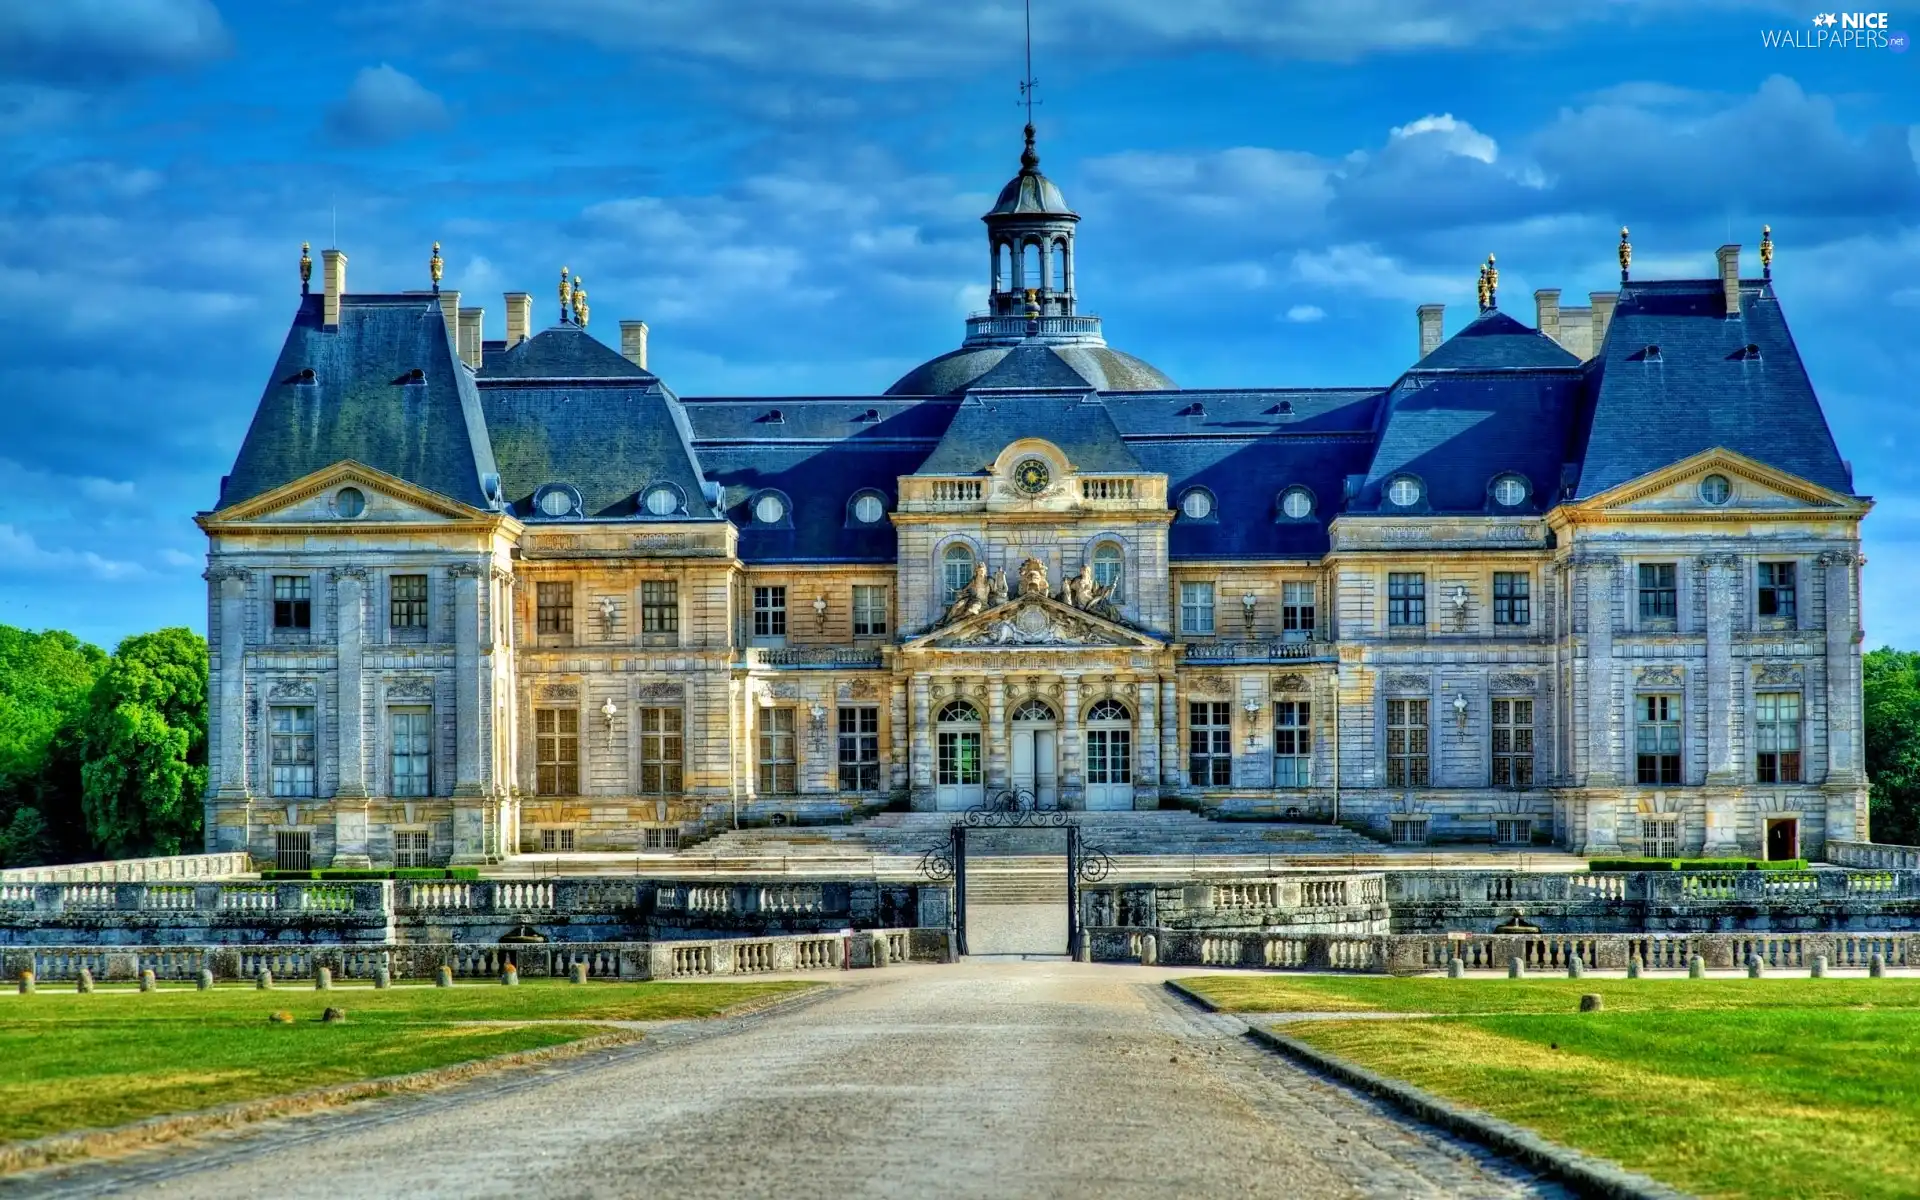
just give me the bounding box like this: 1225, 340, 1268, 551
1410, 308, 1581, 371
217, 293, 499, 512
1357, 373, 1583, 514
476, 324, 652, 380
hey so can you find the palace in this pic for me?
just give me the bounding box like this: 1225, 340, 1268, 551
199, 124, 1869, 869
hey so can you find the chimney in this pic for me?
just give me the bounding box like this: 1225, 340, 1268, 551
1416, 304, 1444, 359
458, 307, 484, 369
505, 292, 532, 348
322, 249, 347, 327
437, 289, 460, 348
1590, 291, 1618, 353
1534, 289, 1561, 344
620, 319, 650, 370
1717, 244, 1742, 317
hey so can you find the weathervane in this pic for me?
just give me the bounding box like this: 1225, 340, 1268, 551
1017, 0, 1042, 168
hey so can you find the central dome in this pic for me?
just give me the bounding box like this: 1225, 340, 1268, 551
885, 342, 1175, 396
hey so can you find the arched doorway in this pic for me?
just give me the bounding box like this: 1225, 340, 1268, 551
1084, 697, 1134, 810
1010, 696, 1058, 806
935, 700, 984, 811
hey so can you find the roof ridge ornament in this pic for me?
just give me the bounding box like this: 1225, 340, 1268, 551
558, 266, 572, 325
1760, 224, 1773, 280
299, 241, 312, 295
1018, 0, 1041, 172
429, 241, 443, 293
1485, 254, 1498, 310
1619, 226, 1632, 283
571, 275, 589, 328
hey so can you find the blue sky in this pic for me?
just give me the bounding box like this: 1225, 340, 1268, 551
2, 0, 1917, 649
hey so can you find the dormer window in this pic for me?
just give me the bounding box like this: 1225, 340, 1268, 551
1279, 487, 1313, 520
849, 490, 887, 524
1178, 487, 1215, 520
1638, 345, 1662, 362
641, 485, 682, 517
1387, 476, 1422, 507
1492, 474, 1529, 507
750, 491, 790, 525
533, 484, 581, 518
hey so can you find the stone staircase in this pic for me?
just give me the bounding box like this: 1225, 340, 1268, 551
962, 855, 1071, 956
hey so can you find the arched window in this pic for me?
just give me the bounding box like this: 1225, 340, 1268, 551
1086, 698, 1131, 722
996, 243, 1013, 293
1052, 240, 1068, 293
942, 543, 976, 600
1022, 241, 1041, 290
1092, 542, 1122, 599
1012, 697, 1056, 723
937, 700, 980, 723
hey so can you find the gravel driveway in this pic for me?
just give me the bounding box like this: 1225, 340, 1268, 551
11, 963, 1567, 1199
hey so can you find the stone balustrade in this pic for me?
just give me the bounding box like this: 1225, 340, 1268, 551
0, 852, 252, 885
1828, 840, 1920, 870
748, 646, 885, 669
0, 881, 393, 945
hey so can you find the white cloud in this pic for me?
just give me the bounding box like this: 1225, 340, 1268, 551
1285, 304, 1325, 322
0, 523, 146, 581
1389, 113, 1498, 163
324, 64, 448, 145
1289, 244, 1471, 302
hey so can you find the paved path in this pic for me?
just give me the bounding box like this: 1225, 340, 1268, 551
11, 964, 1567, 1200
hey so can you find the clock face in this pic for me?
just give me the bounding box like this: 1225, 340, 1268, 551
1014, 458, 1051, 495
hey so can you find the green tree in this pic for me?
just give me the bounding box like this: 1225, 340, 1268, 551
0, 626, 106, 865
77, 627, 209, 859
1864, 647, 1920, 845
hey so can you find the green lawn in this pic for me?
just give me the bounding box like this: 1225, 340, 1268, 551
0, 980, 812, 1146
1177, 975, 1920, 1200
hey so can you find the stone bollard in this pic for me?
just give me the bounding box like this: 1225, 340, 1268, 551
1567, 956, 1584, 980
1447, 957, 1465, 978
1139, 934, 1158, 967
374, 967, 391, 990
1688, 955, 1705, 979
1748, 955, 1765, 979
197, 969, 214, 991
315, 966, 332, 991
1871, 953, 1887, 978
436, 965, 454, 988
1627, 955, 1643, 980
1508, 957, 1525, 979
870, 932, 891, 969
77, 968, 94, 994
18, 970, 33, 995
1075, 940, 1091, 964
570, 962, 589, 985
1579, 993, 1604, 1012
256, 968, 273, 990
1811, 955, 1827, 979
500, 964, 519, 987
139, 969, 156, 993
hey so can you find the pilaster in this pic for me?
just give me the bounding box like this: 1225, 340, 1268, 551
1060, 674, 1083, 807
1135, 677, 1160, 808
986, 677, 1008, 791
1582, 555, 1619, 786
910, 673, 933, 810
449, 562, 489, 864
1159, 674, 1181, 788
1700, 553, 1739, 786
330, 567, 372, 868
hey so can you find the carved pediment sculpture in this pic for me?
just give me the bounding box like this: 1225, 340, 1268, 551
940, 562, 993, 626
1018, 556, 1050, 599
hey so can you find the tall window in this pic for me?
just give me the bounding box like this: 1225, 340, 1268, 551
1092, 543, 1123, 599
1085, 698, 1133, 788
390, 574, 428, 639
1635, 694, 1681, 784
1387, 572, 1425, 627
1386, 699, 1429, 786
1188, 701, 1232, 786
272, 576, 311, 630
1758, 563, 1797, 624
1491, 698, 1534, 786
838, 707, 881, 791
1273, 700, 1311, 787
942, 544, 975, 600
752, 586, 787, 639
758, 707, 796, 793
1180, 582, 1215, 635
390, 707, 431, 797
1282, 581, 1315, 640
641, 581, 679, 643
639, 707, 683, 794
536, 582, 573, 636
269, 705, 316, 796
1638, 563, 1677, 625
1492, 572, 1530, 626
1755, 692, 1803, 783
535, 708, 579, 795
852, 586, 888, 636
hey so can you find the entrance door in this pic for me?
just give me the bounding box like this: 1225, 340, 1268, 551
1010, 697, 1058, 806
1766, 818, 1799, 861
935, 700, 984, 811
1083, 697, 1135, 811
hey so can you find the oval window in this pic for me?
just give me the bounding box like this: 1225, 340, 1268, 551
1280, 488, 1312, 520
1180, 489, 1213, 520
753, 494, 786, 524
1387, 477, 1421, 507
852, 493, 885, 523
1699, 474, 1732, 505
642, 486, 678, 516
335, 487, 365, 518
538, 488, 574, 517
1493, 475, 1528, 506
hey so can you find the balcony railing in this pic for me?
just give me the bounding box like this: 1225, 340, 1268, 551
962, 314, 1105, 344
749, 647, 885, 669
1182, 638, 1334, 662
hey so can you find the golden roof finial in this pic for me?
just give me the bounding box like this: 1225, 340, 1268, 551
1485, 253, 1498, 309
300, 241, 312, 295
571, 275, 588, 327
1760, 224, 1773, 279
429, 241, 443, 292
1619, 226, 1632, 282
1476, 262, 1489, 312
559, 266, 572, 324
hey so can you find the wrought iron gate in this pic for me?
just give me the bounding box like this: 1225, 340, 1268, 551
915, 788, 1113, 957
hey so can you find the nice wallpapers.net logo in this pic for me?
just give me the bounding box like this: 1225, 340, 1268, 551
1762, 12, 1910, 49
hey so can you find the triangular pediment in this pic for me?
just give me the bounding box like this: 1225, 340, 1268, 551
904, 594, 1164, 651
1570, 448, 1868, 518
200, 460, 499, 527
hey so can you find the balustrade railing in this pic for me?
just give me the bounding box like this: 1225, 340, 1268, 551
1182, 638, 1331, 662
1828, 840, 1920, 870
750, 647, 884, 669
1, 852, 251, 885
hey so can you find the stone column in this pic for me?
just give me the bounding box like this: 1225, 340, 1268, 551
1060, 674, 1084, 808
449, 563, 488, 863
1583, 556, 1619, 786
910, 673, 933, 810
986, 677, 1008, 792
888, 676, 909, 793
1702, 554, 1739, 786
331, 568, 372, 868
1136, 678, 1159, 808
741, 682, 759, 804
1822, 549, 1866, 842
1159, 673, 1182, 788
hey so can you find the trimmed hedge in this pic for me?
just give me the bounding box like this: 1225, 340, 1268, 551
257, 868, 482, 881
1587, 857, 1810, 873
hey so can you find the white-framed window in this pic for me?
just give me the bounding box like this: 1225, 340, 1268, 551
535, 708, 579, 795
852, 585, 888, 636
1280, 487, 1313, 520
752, 492, 787, 524
1492, 475, 1528, 507
1635, 694, 1682, 785
641, 580, 679, 645
838, 706, 881, 792
1282, 581, 1315, 639
639, 707, 683, 794
942, 544, 975, 600
850, 491, 886, 524
269, 705, 316, 797
1386, 699, 1429, 787
1179, 488, 1215, 520
1273, 700, 1311, 787
758, 707, 796, 794
394, 829, 431, 869
1755, 692, 1803, 783
1188, 702, 1232, 786
642, 485, 680, 516
1699, 474, 1732, 505
1491, 698, 1533, 787
1387, 476, 1422, 507
752, 586, 787, 639
1642, 815, 1679, 858
1092, 542, 1123, 599
1180, 582, 1215, 635
390, 706, 431, 797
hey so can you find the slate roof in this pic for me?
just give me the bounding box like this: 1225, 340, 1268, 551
479, 378, 716, 520
1358, 372, 1583, 514
475, 324, 652, 381
217, 294, 499, 512
917, 391, 1143, 476
1411, 309, 1581, 371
